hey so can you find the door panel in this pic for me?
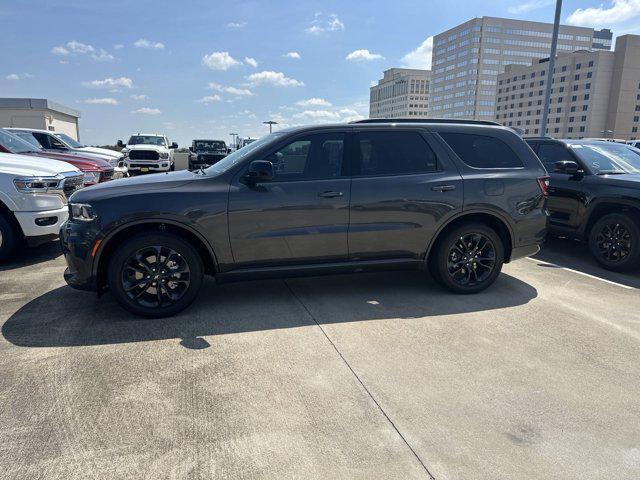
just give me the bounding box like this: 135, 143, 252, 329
348, 130, 463, 260
228, 132, 350, 267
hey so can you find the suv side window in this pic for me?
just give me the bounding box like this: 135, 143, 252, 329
265, 132, 345, 181
32, 132, 51, 149
439, 132, 523, 168
536, 143, 574, 171
356, 130, 438, 176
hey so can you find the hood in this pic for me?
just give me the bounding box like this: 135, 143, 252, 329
596, 174, 640, 190
126, 144, 167, 152
0, 152, 80, 177
70, 169, 197, 202
32, 152, 112, 171
79, 146, 122, 159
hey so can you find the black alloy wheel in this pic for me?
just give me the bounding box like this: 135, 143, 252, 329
589, 213, 640, 272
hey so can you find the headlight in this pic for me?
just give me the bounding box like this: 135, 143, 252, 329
83, 171, 101, 184
69, 203, 97, 222
159, 152, 169, 159
14, 176, 63, 194
121, 149, 129, 158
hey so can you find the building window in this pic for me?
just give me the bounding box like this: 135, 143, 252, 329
588, 61, 594, 67
582, 105, 588, 111
587, 72, 593, 79
576, 63, 581, 70
634, 127, 639, 133
580, 126, 586, 132
584, 94, 590, 100
572, 95, 577, 102
568, 127, 573, 133
574, 74, 580, 81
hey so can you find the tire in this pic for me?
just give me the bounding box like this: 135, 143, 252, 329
588, 212, 640, 272
430, 222, 505, 294
0, 214, 18, 262
170, 162, 175, 171
107, 232, 204, 317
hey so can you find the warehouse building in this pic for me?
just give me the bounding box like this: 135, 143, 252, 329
0, 98, 81, 141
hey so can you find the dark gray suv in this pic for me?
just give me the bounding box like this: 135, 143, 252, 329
61, 120, 548, 317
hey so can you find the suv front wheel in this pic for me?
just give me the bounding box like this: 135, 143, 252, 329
589, 213, 640, 271
107, 232, 204, 317
430, 223, 505, 294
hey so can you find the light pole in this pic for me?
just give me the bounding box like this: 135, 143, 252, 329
541, 0, 563, 138
229, 132, 238, 149
263, 121, 278, 133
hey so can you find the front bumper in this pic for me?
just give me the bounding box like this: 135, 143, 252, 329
14, 206, 69, 239
60, 220, 100, 292
126, 161, 171, 173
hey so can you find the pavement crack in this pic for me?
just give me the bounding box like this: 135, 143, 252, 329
283, 279, 436, 480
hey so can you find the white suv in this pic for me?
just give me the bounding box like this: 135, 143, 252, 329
119, 134, 177, 174
0, 151, 83, 260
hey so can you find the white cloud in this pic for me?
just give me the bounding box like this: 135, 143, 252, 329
202, 51, 241, 70
196, 95, 222, 104
296, 97, 331, 107
345, 49, 384, 61
508, 0, 554, 14
51, 46, 69, 56
295, 109, 341, 120
131, 107, 161, 115
284, 51, 301, 59
401, 36, 433, 70
208, 82, 254, 96
246, 71, 304, 87
6, 74, 19, 80
566, 0, 640, 25
306, 13, 345, 34
91, 49, 115, 62
84, 97, 118, 105
130, 94, 148, 100
51, 41, 115, 62
244, 56, 258, 68
114, 44, 124, 50
84, 77, 133, 89
67, 40, 95, 54
134, 38, 165, 50
226, 21, 246, 28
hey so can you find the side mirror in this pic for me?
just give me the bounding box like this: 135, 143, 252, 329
554, 160, 581, 175
245, 160, 274, 182
188, 146, 193, 152
117, 140, 124, 148
227, 148, 231, 154
170, 142, 178, 149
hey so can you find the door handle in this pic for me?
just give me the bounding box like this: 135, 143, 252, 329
432, 185, 456, 192
318, 191, 344, 198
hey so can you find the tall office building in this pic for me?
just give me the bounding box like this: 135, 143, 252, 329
429, 16, 612, 120
369, 68, 431, 119
496, 34, 640, 140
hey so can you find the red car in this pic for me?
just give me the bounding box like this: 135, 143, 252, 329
0, 128, 114, 185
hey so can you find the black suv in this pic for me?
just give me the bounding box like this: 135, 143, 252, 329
188, 139, 229, 170
526, 138, 640, 271
61, 120, 548, 317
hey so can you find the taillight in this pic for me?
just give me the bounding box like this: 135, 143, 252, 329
537, 176, 550, 197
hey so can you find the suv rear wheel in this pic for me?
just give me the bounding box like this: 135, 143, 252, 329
430, 223, 504, 294
0, 214, 18, 262
107, 233, 204, 317
588, 213, 640, 271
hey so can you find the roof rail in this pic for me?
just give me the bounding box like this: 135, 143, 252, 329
350, 118, 501, 126
522, 136, 554, 140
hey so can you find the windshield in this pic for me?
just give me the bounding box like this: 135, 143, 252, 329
194, 140, 226, 150
205, 133, 281, 175
54, 133, 84, 148
128, 135, 165, 146
570, 143, 640, 174
0, 129, 41, 154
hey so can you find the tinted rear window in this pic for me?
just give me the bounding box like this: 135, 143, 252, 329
356, 131, 438, 176
439, 132, 523, 169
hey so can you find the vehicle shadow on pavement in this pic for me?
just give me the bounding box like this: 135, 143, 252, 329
0, 241, 62, 272
2, 270, 537, 349
534, 237, 640, 289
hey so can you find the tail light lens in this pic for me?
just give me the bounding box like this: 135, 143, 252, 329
537, 176, 550, 197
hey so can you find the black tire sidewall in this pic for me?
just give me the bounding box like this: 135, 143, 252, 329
589, 213, 640, 271
107, 232, 204, 317
0, 215, 17, 262
432, 223, 505, 294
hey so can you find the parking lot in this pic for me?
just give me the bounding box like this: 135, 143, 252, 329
1, 238, 639, 479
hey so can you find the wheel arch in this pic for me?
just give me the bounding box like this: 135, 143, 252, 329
582, 200, 640, 238
94, 219, 218, 292
0, 199, 23, 238
425, 210, 514, 265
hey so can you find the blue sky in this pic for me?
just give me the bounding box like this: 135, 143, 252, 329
3, 0, 640, 146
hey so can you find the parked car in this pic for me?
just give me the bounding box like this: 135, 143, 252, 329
0, 152, 84, 260
7, 128, 128, 178
61, 120, 548, 317
118, 134, 177, 174
0, 128, 114, 186
188, 139, 229, 170
627, 140, 640, 149
526, 138, 640, 271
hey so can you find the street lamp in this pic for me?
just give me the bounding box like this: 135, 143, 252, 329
541, 0, 563, 138
263, 121, 278, 133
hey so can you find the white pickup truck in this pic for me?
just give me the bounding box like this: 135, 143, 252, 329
119, 134, 178, 174
0, 151, 84, 260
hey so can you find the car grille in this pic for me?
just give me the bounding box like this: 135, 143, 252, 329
198, 154, 224, 163
129, 150, 159, 160
101, 169, 114, 181
62, 174, 84, 199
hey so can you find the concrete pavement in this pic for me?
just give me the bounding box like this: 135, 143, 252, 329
0, 239, 639, 479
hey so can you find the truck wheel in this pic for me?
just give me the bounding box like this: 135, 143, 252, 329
589, 213, 640, 271
107, 233, 204, 317
0, 214, 18, 262
170, 162, 175, 171
430, 223, 504, 294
